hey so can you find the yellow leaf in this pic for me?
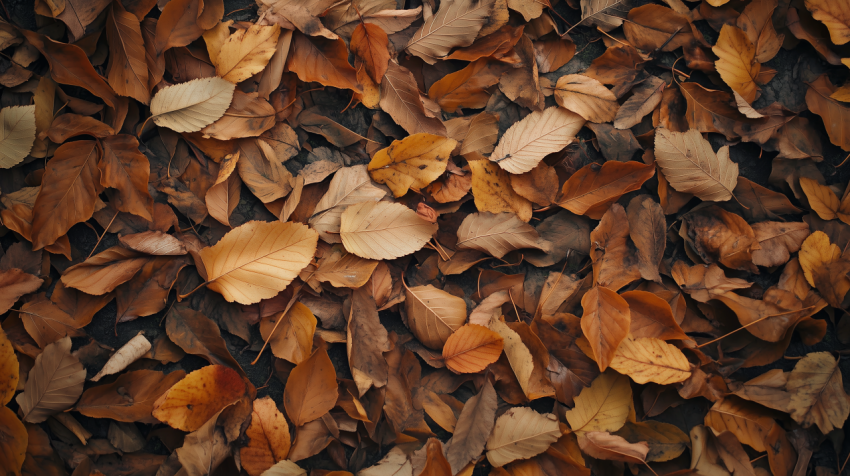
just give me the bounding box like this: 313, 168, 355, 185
565, 371, 631, 434
712, 24, 760, 103
609, 336, 691, 385
199, 221, 318, 305
805, 0, 850, 45
798, 230, 842, 287
490, 319, 533, 395
704, 397, 775, 452
468, 157, 533, 222
0, 327, 18, 405
368, 133, 457, 197
152, 365, 246, 432
215, 24, 281, 83
0, 406, 26, 476
799, 177, 839, 220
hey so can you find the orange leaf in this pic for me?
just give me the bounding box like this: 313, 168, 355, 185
286, 32, 360, 92
442, 324, 504, 374
350, 23, 390, 85
283, 344, 339, 426
152, 365, 247, 431
558, 160, 655, 220
240, 396, 291, 476
580, 286, 630, 372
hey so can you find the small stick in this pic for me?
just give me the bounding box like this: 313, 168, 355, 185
87, 210, 119, 260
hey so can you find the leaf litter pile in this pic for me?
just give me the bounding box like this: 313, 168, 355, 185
5, 0, 850, 474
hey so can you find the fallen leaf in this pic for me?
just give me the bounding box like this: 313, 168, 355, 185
16, 337, 85, 423
805, 0, 850, 45
240, 396, 290, 475
406, 0, 495, 63
310, 165, 387, 243
0, 105, 36, 169
456, 212, 547, 259
166, 305, 244, 374
339, 201, 437, 260
580, 286, 630, 372
150, 77, 235, 133
806, 74, 850, 151
91, 333, 151, 381
201, 91, 276, 140
175, 404, 232, 476
152, 365, 246, 431
429, 58, 512, 111
286, 32, 360, 92
347, 287, 391, 396
590, 203, 642, 291
199, 221, 318, 304
77, 369, 186, 422
737, 0, 784, 63
106, 2, 149, 104
621, 290, 688, 340
405, 284, 467, 350
623, 4, 695, 52
379, 61, 447, 136
614, 76, 666, 129
627, 195, 665, 283
100, 135, 154, 221
565, 370, 631, 433
468, 156, 533, 222
490, 106, 585, 174
351, 22, 390, 84
704, 396, 775, 452
486, 407, 560, 467
751, 221, 810, 267
215, 24, 281, 83
557, 160, 655, 220
60, 247, 149, 295
442, 324, 504, 373
0, 269, 42, 315
713, 24, 760, 103
683, 206, 759, 273
260, 302, 317, 365
610, 336, 691, 385
367, 133, 457, 197
614, 420, 689, 462
577, 432, 649, 464
577, 0, 631, 31
260, 460, 307, 476
655, 128, 739, 202
786, 351, 850, 434
554, 74, 619, 123
314, 245, 379, 289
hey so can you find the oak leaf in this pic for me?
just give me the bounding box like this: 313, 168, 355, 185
368, 133, 457, 197
215, 24, 281, 83
16, 337, 85, 423
557, 160, 655, 219
490, 106, 585, 174
456, 212, 548, 259
339, 201, 437, 260
442, 324, 504, 373
199, 221, 318, 305
152, 365, 246, 431
150, 77, 235, 133
580, 286, 630, 372
0, 105, 36, 169
485, 407, 560, 467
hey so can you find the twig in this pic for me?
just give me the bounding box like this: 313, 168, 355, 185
839, 448, 850, 475
508, 288, 520, 322
251, 278, 309, 365
87, 210, 119, 260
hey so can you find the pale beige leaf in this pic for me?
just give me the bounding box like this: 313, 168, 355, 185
485, 407, 560, 467
609, 336, 691, 385
339, 201, 437, 260
260, 460, 307, 476
15, 337, 86, 423
359, 447, 412, 476
565, 371, 631, 434
0, 105, 36, 169
309, 165, 387, 243
405, 284, 467, 350
490, 106, 585, 174
119, 231, 187, 256
489, 319, 533, 395
456, 212, 548, 259
654, 128, 739, 202
554, 74, 619, 123
578, 0, 630, 31
150, 77, 236, 133
406, 0, 496, 64
199, 221, 318, 305
91, 333, 151, 381
578, 432, 648, 464
216, 24, 281, 83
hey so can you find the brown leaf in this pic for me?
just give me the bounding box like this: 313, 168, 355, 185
0, 269, 42, 315
405, 284, 467, 350
468, 156, 533, 222
314, 245, 379, 288
499, 34, 541, 110
444, 380, 498, 473
19, 297, 86, 348
806, 74, 850, 151
347, 287, 391, 396
77, 369, 186, 423
805, 0, 850, 45
680, 81, 750, 138
61, 247, 148, 295
286, 32, 360, 92
786, 351, 850, 434
152, 365, 246, 432
654, 128, 739, 202
100, 135, 154, 221
751, 221, 810, 267
259, 302, 316, 365
350, 22, 390, 84
154, 0, 204, 54
554, 74, 619, 123
623, 4, 695, 52
106, 1, 149, 104
577, 431, 649, 464
447, 24, 524, 62
486, 407, 560, 467
47, 114, 114, 143
456, 212, 548, 259
621, 290, 688, 341
510, 162, 559, 207
428, 58, 511, 112
367, 133, 457, 197
627, 195, 665, 283
0, 406, 26, 475
733, 177, 802, 221
166, 305, 244, 376
683, 206, 759, 273
713, 24, 761, 103
419, 438, 453, 476
442, 324, 504, 374
737, 0, 784, 63
671, 261, 752, 302
379, 61, 447, 136
175, 405, 232, 476
705, 396, 776, 452
201, 91, 276, 140
557, 160, 655, 220
614, 76, 666, 130
406, 0, 495, 63
580, 286, 630, 372
0, 326, 18, 406
16, 337, 85, 423
589, 203, 642, 292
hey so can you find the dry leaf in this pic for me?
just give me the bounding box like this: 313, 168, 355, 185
786, 351, 850, 434
554, 74, 619, 123
468, 157, 533, 222
751, 221, 810, 267
368, 133, 457, 197
0, 326, 18, 405
91, 333, 151, 381
490, 106, 585, 174
152, 365, 246, 431
609, 336, 691, 385
16, 337, 86, 423
405, 284, 467, 350
580, 286, 630, 372
704, 397, 775, 452
654, 128, 739, 202
805, 0, 850, 45
351, 22, 390, 84
456, 212, 548, 259
150, 77, 235, 132
406, 0, 495, 63
339, 201, 437, 260
578, 432, 649, 464
713, 24, 760, 103
444, 381, 497, 473
0, 105, 36, 169
565, 370, 631, 433
0, 269, 42, 315
260, 302, 316, 365
216, 24, 281, 83
485, 407, 561, 467
557, 160, 655, 219
379, 61, 447, 136
77, 369, 186, 422
442, 324, 504, 373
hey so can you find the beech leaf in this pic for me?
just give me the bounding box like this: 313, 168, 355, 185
16, 336, 86, 423
150, 77, 236, 133
490, 106, 585, 174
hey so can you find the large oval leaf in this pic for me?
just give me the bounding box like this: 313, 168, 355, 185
16, 337, 86, 423
150, 77, 235, 132
404, 284, 467, 350
485, 407, 560, 467
490, 107, 585, 174
339, 201, 437, 260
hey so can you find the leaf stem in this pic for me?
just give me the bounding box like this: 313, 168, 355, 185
696, 306, 815, 349
251, 281, 306, 365
177, 281, 209, 302
87, 209, 119, 260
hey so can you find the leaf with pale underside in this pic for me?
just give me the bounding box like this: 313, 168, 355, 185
339, 201, 437, 260
404, 284, 467, 350
614, 76, 666, 129
456, 212, 548, 259
442, 324, 504, 373
485, 407, 560, 467
671, 261, 752, 302
490, 106, 585, 174
16, 337, 85, 423
578, 0, 631, 32
309, 165, 387, 243
565, 370, 631, 434
580, 286, 630, 372
215, 24, 281, 83
199, 221, 318, 305
367, 133, 457, 197
0, 104, 36, 169
609, 336, 691, 385
655, 128, 739, 202
786, 351, 850, 434
554, 74, 619, 123
406, 0, 495, 64
150, 77, 235, 133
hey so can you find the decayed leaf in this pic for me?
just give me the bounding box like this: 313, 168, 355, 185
152, 365, 246, 431
339, 201, 437, 260
442, 324, 504, 373
284, 344, 338, 426
578, 432, 649, 464
565, 370, 631, 433
215, 24, 281, 83
751, 221, 810, 267
614, 420, 689, 462
580, 286, 630, 372
456, 212, 548, 259
654, 128, 739, 202
406, 0, 495, 63
805, 0, 850, 45
91, 333, 151, 381
367, 133, 457, 197
16, 337, 86, 423
557, 160, 655, 219
609, 336, 691, 385
490, 106, 585, 174
0, 105, 36, 169
671, 261, 751, 302
199, 221, 318, 304
554, 74, 619, 123
150, 77, 236, 133
713, 24, 760, 103
468, 157, 533, 222
737, 0, 784, 63
260, 302, 316, 365
77, 369, 186, 422
347, 287, 391, 397
405, 284, 467, 350
0, 268, 43, 315
786, 351, 850, 434
627, 195, 665, 283
683, 206, 759, 273
241, 396, 291, 476
485, 407, 561, 467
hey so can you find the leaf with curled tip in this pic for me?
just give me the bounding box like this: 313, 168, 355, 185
150, 77, 235, 133
490, 106, 585, 174
339, 201, 437, 260
456, 212, 548, 259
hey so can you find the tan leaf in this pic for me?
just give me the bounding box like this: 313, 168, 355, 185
215, 24, 281, 83
367, 133, 457, 197
0, 268, 42, 315
175, 405, 232, 476
237, 140, 293, 204
654, 128, 738, 202
565, 370, 631, 433
61, 247, 149, 295
205, 153, 240, 226
704, 397, 775, 452
445, 112, 500, 156
751, 221, 810, 267
805, 0, 850, 45
613, 420, 689, 462
577, 432, 649, 464
339, 201, 437, 260
199, 221, 318, 305
152, 365, 246, 431
682, 206, 759, 273
260, 302, 317, 365
284, 344, 338, 426
554, 74, 619, 123
19, 297, 86, 348
0, 104, 36, 169
489, 318, 534, 394
77, 369, 186, 422
442, 324, 504, 374
580, 286, 630, 372
444, 381, 498, 473
150, 77, 235, 133
485, 407, 560, 467
626, 195, 665, 283
490, 106, 585, 174
614, 76, 666, 129
379, 61, 447, 137
314, 245, 379, 288
557, 160, 655, 219
799, 176, 839, 220
260, 460, 307, 476
405, 284, 467, 350
359, 447, 412, 476
240, 396, 290, 475
456, 212, 547, 259
589, 203, 642, 292
713, 24, 760, 103
671, 261, 751, 302
577, 0, 630, 32
468, 156, 533, 222
609, 336, 691, 385
510, 162, 559, 207
806, 74, 850, 151
347, 287, 391, 397
201, 91, 276, 140
406, 0, 495, 64
91, 333, 151, 382
786, 351, 850, 434
16, 337, 85, 423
